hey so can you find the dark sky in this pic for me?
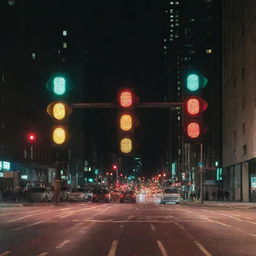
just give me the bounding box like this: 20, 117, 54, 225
86, 0, 169, 174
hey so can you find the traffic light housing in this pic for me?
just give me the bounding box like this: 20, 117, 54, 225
46, 74, 72, 145
117, 88, 139, 154
183, 72, 208, 141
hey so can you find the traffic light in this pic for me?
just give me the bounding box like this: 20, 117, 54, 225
47, 74, 70, 97
183, 72, 208, 141
46, 74, 72, 145
27, 133, 36, 143
117, 88, 139, 154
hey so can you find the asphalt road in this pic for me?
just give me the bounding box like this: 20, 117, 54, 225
0, 201, 256, 256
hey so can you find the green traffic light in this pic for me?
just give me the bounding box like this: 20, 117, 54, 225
53, 76, 66, 95
186, 73, 199, 92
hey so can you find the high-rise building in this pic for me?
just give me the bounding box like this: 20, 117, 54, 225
164, 0, 222, 197
223, 0, 256, 202
0, 0, 90, 188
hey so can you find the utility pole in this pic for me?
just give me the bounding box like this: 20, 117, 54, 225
199, 143, 204, 204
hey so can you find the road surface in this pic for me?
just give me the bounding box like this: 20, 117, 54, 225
0, 201, 256, 256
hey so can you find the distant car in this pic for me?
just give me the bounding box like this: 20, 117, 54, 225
28, 187, 53, 202
111, 190, 121, 201
120, 191, 136, 203
68, 188, 85, 202
160, 187, 181, 204
91, 188, 111, 203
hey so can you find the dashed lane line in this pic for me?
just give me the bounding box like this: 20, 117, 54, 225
0, 251, 11, 256
194, 241, 213, 256
13, 220, 45, 231
156, 240, 168, 256
56, 240, 70, 249
107, 240, 119, 256
37, 252, 48, 256
150, 224, 156, 231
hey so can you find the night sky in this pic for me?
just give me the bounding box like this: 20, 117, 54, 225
86, 0, 169, 174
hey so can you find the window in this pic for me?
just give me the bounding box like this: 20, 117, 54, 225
62, 30, 67, 36
63, 42, 67, 48
32, 53, 36, 59
206, 49, 212, 54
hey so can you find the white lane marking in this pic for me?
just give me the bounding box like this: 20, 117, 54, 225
56, 240, 70, 249
194, 241, 213, 256
107, 240, 119, 256
0, 251, 11, 256
59, 208, 70, 211
128, 215, 134, 220
211, 220, 232, 228
14, 221, 45, 231
37, 252, 48, 256
59, 213, 74, 218
0, 209, 42, 216
150, 224, 156, 231
7, 214, 34, 222
156, 240, 168, 256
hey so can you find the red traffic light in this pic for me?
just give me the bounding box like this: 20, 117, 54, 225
27, 133, 36, 142
118, 88, 136, 108
186, 122, 201, 139
112, 164, 118, 170
184, 96, 208, 117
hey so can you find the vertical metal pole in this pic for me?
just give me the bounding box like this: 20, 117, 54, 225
116, 168, 118, 187
200, 143, 204, 204
54, 163, 61, 205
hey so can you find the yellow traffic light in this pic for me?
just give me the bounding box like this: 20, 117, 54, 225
47, 101, 72, 120
53, 102, 66, 120
120, 137, 132, 153
120, 113, 133, 132
52, 127, 66, 145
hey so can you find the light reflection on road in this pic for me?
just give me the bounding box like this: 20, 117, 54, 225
136, 193, 161, 204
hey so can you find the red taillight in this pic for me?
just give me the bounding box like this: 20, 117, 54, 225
120, 194, 124, 198
93, 194, 96, 197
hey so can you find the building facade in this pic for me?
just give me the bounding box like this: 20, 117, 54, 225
223, 0, 256, 202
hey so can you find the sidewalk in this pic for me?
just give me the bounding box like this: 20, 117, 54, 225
181, 200, 256, 209
0, 201, 72, 207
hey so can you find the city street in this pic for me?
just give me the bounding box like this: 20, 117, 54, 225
0, 201, 256, 256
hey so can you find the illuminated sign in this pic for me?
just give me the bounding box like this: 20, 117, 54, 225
21, 175, 28, 180
0, 161, 11, 171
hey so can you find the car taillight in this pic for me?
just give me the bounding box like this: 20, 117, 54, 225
93, 194, 96, 197
120, 194, 124, 198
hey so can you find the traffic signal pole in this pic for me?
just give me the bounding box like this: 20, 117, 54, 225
54, 162, 61, 205
199, 143, 204, 204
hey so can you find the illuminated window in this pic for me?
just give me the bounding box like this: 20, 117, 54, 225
32, 53, 36, 59
63, 42, 67, 48
62, 30, 67, 36
206, 49, 212, 54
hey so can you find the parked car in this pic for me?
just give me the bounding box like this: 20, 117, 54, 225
120, 190, 136, 203
68, 188, 85, 202
91, 188, 111, 203
160, 187, 181, 204
111, 190, 121, 201
28, 187, 53, 202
